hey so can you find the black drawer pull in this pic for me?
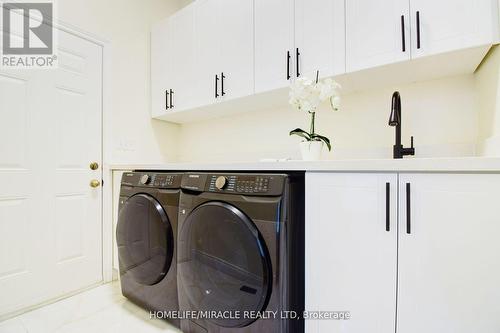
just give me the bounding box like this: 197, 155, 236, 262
215, 74, 219, 98
406, 183, 411, 234
165, 90, 169, 110
386, 182, 390, 232
401, 15, 406, 52
416, 11, 421, 49
287, 50, 291, 80
296, 48, 300, 77
169, 89, 174, 108
221, 72, 225, 96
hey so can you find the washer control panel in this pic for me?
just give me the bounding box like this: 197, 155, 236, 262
121, 172, 182, 188
181, 173, 287, 196
207, 174, 274, 194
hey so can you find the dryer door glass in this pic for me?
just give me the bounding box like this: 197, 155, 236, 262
116, 194, 173, 285
178, 201, 272, 328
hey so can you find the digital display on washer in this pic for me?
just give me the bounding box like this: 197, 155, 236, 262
235, 175, 269, 193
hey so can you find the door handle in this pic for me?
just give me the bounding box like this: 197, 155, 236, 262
221, 72, 225, 96
296, 48, 300, 77
406, 183, 411, 234
401, 15, 406, 52
89, 162, 99, 170
90, 179, 101, 188
165, 90, 169, 110
416, 11, 421, 49
215, 74, 219, 98
169, 89, 174, 108
286, 50, 291, 80
386, 182, 390, 232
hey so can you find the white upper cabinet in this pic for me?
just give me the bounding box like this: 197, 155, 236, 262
170, 7, 195, 111
397, 173, 500, 333
295, 0, 346, 79
217, 0, 254, 101
410, 0, 499, 59
254, 0, 295, 93
306, 173, 398, 333
194, 0, 221, 108
193, 0, 254, 107
151, 6, 195, 116
346, 0, 411, 72
346, 0, 499, 73
151, 17, 172, 117
151, 0, 499, 122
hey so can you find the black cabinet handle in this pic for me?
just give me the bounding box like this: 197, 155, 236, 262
165, 90, 169, 110
221, 72, 225, 96
406, 183, 411, 234
169, 89, 174, 108
401, 15, 406, 52
215, 74, 219, 98
286, 50, 291, 80
416, 11, 421, 49
386, 182, 390, 232
296, 48, 300, 77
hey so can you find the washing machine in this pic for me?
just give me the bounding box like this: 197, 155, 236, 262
177, 172, 305, 333
116, 171, 182, 328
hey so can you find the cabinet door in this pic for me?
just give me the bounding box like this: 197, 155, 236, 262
410, 0, 498, 59
151, 18, 172, 117
218, 0, 254, 101
194, 0, 221, 107
306, 173, 398, 333
397, 173, 500, 333
295, 0, 345, 79
346, 0, 410, 72
169, 6, 195, 111
254, 0, 294, 93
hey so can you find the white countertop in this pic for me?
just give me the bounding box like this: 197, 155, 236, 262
107, 157, 500, 172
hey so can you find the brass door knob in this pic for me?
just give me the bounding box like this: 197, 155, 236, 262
90, 179, 101, 188
89, 162, 99, 170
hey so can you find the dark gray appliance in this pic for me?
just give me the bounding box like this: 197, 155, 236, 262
116, 171, 182, 328
177, 172, 305, 333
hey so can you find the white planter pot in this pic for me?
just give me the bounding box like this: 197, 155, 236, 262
299, 141, 324, 161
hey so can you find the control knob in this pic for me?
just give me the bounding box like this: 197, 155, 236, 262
140, 174, 151, 185
215, 176, 228, 190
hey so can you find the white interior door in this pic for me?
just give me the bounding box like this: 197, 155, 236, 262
346, 0, 410, 72
0, 28, 103, 316
410, 0, 497, 59
305, 172, 398, 333
397, 173, 500, 333
254, 0, 294, 93
295, 0, 345, 79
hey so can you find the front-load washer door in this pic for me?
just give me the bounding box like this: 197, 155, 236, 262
178, 201, 272, 328
116, 193, 173, 286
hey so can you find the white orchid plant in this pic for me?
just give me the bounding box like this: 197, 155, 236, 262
289, 73, 341, 151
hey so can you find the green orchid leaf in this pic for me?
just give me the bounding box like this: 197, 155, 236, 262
311, 133, 332, 151
289, 128, 312, 141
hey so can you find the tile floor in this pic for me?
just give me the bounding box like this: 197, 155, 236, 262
0, 282, 181, 333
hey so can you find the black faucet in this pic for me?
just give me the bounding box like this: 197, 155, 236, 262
388, 91, 415, 159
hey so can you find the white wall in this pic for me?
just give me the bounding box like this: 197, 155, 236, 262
476, 45, 500, 156
57, 0, 184, 164
177, 74, 479, 162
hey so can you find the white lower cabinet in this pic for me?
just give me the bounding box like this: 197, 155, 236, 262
396, 173, 500, 333
306, 172, 500, 333
306, 173, 398, 333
